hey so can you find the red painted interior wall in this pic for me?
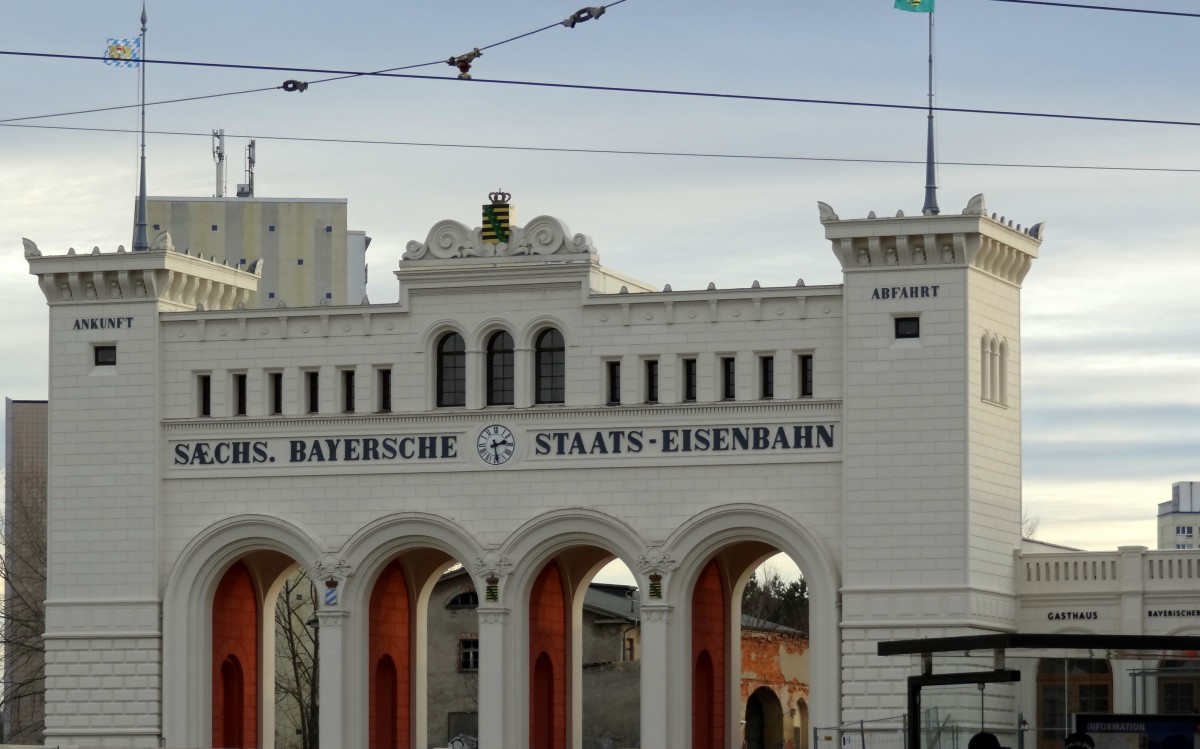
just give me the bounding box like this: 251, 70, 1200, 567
212, 560, 259, 749
529, 561, 567, 749
691, 560, 727, 749
369, 561, 411, 749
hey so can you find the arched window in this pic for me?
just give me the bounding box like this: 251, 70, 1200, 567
487, 331, 515, 406
981, 335, 991, 402
998, 339, 1009, 405
535, 328, 565, 404
437, 332, 466, 407
447, 590, 479, 609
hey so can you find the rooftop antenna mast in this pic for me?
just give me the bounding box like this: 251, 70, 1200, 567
237, 140, 256, 198
131, 2, 151, 250
921, 7, 939, 216
212, 129, 226, 198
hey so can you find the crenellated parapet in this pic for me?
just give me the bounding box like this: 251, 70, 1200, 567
819, 193, 1042, 287
25, 236, 261, 312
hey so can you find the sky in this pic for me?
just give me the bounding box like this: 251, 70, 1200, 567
1, 0, 1198, 554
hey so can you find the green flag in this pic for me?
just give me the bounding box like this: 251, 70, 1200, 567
894, 0, 934, 11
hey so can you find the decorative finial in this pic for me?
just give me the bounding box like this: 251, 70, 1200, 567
489, 190, 511, 205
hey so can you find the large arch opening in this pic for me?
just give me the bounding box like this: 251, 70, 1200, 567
524, 545, 642, 749
210, 550, 305, 749
687, 544, 812, 749
358, 545, 480, 749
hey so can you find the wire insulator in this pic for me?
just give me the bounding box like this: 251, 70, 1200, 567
562, 6, 606, 28
281, 79, 309, 93
447, 48, 482, 80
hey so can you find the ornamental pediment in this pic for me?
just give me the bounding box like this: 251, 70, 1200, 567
402, 215, 596, 263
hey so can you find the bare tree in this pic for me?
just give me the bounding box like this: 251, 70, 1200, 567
1022, 510, 1040, 540
275, 570, 319, 749
1, 465, 48, 744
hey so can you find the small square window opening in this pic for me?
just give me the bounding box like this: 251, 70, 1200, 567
895, 317, 921, 339
94, 345, 117, 366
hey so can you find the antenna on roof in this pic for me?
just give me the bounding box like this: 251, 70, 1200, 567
237, 140, 255, 198
212, 129, 226, 198
131, 3, 151, 250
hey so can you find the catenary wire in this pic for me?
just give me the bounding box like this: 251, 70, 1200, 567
0, 0, 630, 124
2, 50, 1199, 129
4, 121, 1197, 174
987, 0, 1200, 18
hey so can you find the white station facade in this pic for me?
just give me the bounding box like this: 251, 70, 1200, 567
24, 195, 1200, 749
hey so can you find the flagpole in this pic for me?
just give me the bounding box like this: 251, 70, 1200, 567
132, 2, 150, 251
921, 7, 940, 215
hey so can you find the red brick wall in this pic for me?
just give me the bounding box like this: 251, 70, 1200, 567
692, 560, 727, 749
370, 561, 411, 749
212, 560, 258, 749
529, 561, 567, 749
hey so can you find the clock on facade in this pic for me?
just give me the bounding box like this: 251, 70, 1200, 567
476, 424, 516, 466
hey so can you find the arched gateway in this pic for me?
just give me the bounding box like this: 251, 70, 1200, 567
30, 195, 1043, 748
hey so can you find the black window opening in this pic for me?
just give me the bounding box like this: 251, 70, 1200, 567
895, 316, 921, 339
377, 368, 392, 413
437, 332, 466, 407
645, 360, 659, 404
799, 354, 814, 398
342, 370, 356, 413
306, 371, 320, 414
721, 357, 736, 400
486, 331, 515, 406
458, 638, 480, 672
535, 328, 565, 404
234, 373, 247, 416
760, 356, 774, 400
447, 591, 479, 609
94, 345, 117, 366
198, 374, 212, 417
606, 361, 621, 405
269, 372, 284, 415
682, 358, 697, 402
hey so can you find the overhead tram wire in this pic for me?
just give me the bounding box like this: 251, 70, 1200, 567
3, 121, 1198, 174
2, 50, 1200, 130
987, 0, 1200, 19
0, 0, 631, 125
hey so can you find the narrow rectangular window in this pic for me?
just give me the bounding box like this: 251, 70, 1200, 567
606, 361, 621, 406
94, 345, 117, 366
269, 372, 283, 415
760, 356, 774, 400
721, 357, 736, 400
342, 370, 356, 413
234, 373, 247, 416
458, 638, 480, 672
306, 371, 320, 414
645, 360, 659, 404
683, 358, 697, 402
377, 368, 392, 412
895, 316, 920, 339
198, 374, 211, 417
799, 354, 814, 398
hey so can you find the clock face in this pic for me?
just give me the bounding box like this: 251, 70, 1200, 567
476, 424, 516, 466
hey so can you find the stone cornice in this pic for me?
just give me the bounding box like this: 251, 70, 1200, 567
26, 242, 260, 311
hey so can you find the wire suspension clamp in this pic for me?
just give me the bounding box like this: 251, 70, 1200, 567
448, 48, 482, 80
563, 6, 606, 28
281, 79, 309, 93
